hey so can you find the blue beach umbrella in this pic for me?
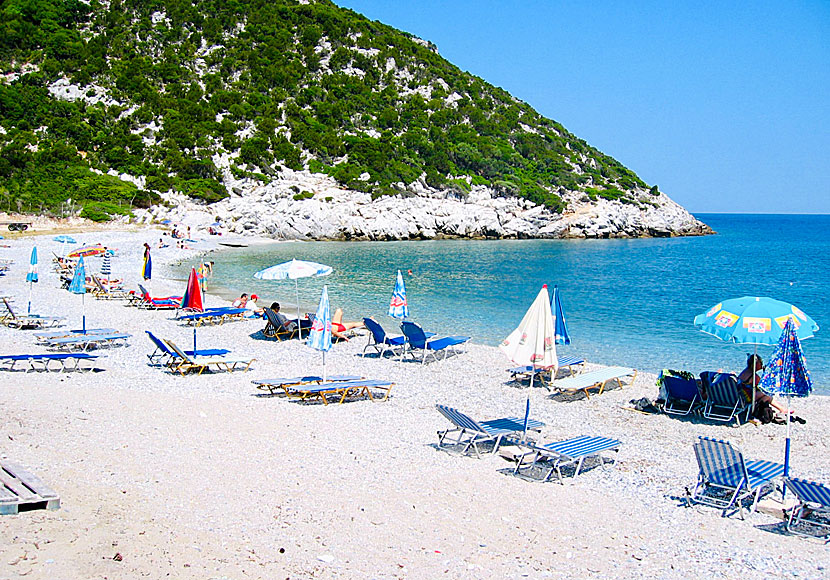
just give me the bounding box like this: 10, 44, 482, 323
26, 247, 38, 314
759, 318, 813, 481
68, 256, 87, 333
53, 235, 76, 257
307, 286, 333, 383
551, 285, 571, 345
254, 259, 333, 329
693, 296, 819, 413
388, 270, 409, 320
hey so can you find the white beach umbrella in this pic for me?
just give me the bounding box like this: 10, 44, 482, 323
253, 259, 333, 328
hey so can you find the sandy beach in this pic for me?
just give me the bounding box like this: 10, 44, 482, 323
0, 225, 828, 579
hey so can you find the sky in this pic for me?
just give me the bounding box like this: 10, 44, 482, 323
335, 1, 829, 214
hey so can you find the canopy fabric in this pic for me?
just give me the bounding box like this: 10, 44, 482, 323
500, 285, 558, 371
551, 286, 570, 345
180, 267, 204, 311
26, 247, 38, 283
307, 286, 333, 383
68, 257, 86, 295
100, 254, 112, 276
388, 270, 409, 319
68, 245, 106, 259
760, 318, 812, 399
253, 259, 333, 281
693, 296, 818, 345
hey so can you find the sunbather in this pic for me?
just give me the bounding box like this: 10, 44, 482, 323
331, 309, 364, 341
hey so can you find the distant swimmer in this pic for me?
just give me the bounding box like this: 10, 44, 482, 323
407, 269, 413, 275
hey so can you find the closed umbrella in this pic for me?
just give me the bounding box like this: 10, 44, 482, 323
500, 285, 557, 439
26, 246, 38, 314
142, 248, 152, 281
68, 256, 87, 334
759, 318, 812, 482
388, 270, 409, 320
693, 296, 818, 414
100, 253, 112, 283
180, 267, 204, 350
551, 285, 571, 345
307, 286, 333, 383
253, 259, 332, 329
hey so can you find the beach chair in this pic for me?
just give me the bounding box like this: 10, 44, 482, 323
90, 275, 131, 300
135, 284, 182, 310
1, 298, 65, 330
262, 307, 308, 340
43, 332, 131, 351
435, 404, 545, 457
508, 355, 586, 385
400, 321, 470, 364
252, 375, 363, 396
285, 379, 396, 405
551, 366, 637, 398
177, 308, 248, 326
690, 436, 784, 519
784, 477, 830, 539
145, 331, 230, 365
0, 353, 100, 372
35, 328, 117, 341
661, 373, 702, 416
512, 435, 622, 483
362, 317, 408, 358
699, 372, 750, 424
164, 340, 255, 375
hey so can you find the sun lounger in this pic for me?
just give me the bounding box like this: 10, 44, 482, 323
699, 372, 750, 424
435, 404, 545, 457
284, 379, 395, 405
661, 373, 702, 416
252, 375, 363, 396
400, 321, 470, 364
134, 284, 182, 310
691, 436, 784, 519
35, 328, 118, 341
784, 477, 830, 538
90, 275, 131, 300
43, 332, 131, 351
164, 339, 255, 375
0, 353, 100, 372
145, 331, 230, 365
262, 307, 310, 340
512, 435, 622, 483
551, 366, 637, 398
508, 355, 586, 384
1, 298, 65, 330
177, 308, 248, 326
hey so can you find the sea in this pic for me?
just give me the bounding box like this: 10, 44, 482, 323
177, 214, 830, 394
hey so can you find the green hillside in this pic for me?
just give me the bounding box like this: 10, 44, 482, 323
0, 0, 656, 221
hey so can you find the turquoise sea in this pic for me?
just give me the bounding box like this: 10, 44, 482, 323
181, 214, 830, 394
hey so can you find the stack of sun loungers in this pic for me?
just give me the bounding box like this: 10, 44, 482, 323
550, 366, 637, 398
507, 354, 586, 384
177, 307, 248, 326
42, 332, 131, 351
252, 376, 394, 404
0, 352, 100, 372
1, 298, 65, 330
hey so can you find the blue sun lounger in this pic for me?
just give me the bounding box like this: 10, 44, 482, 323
400, 321, 470, 364
551, 366, 637, 398
508, 355, 586, 384
691, 436, 784, 519
43, 333, 131, 351
513, 435, 622, 483
145, 331, 230, 365
0, 353, 100, 372
661, 373, 702, 416
252, 375, 363, 396
435, 404, 545, 457
285, 379, 396, 405
35, 328, 118, 341
784, 477, 830, 538
699, 372, 751, 424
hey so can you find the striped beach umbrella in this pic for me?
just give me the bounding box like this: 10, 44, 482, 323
307, 286, 333, 383
68, 256, 87, 334
100, 253, 112, 282
67, 245, 106, 259
388, 270, 409, 320
26, 246, 38, 314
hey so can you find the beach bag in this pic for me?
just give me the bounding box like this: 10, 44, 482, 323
753, 400, 775, 424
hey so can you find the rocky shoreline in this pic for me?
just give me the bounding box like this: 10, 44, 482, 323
131, 168, 712, 241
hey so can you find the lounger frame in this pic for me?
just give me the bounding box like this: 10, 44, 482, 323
435, 404, 544, 457
551, 366, 637, 398
785, 477, 830, 539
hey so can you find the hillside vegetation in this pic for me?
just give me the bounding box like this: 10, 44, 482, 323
0, 0, 657, 221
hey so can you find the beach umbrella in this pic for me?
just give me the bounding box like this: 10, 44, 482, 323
67, 244, 105, 259
26, 246, 38, 314
500, 284, 558, 392
759, 318, 812, 484
53, 235, 76, 257
180, 267, 204, 350
388, 270, 409, 319
551, 285, 571, 346
253, 259, 333, 329
100, 253, 112, 283
693, 296, 818, 414
68, 256, 87, 334
307, 285, 333, 383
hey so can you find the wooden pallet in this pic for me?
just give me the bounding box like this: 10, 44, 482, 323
0, 462, 60, 515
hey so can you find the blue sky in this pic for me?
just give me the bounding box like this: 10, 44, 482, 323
335, 1, 829, 214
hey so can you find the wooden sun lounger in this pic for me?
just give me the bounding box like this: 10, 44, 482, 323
164, 340, 254, 375
252, 375, 364, 396
285, 379, 396, 405
551, 366, 637, 398
177, 308, 248, 326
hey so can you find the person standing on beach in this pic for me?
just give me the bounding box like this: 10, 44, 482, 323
142, 243, 152, 280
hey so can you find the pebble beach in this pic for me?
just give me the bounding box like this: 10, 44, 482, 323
1, 225, 828, 579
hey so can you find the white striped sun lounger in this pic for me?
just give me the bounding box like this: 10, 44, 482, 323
436, 404, 545, 457
551, 366, 637, 398
43, 333, 131, 351
513, 435, 622, 483
784, 478, 830, 538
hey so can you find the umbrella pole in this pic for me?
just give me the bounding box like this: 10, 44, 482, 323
322, 350, 327, 384
751, 344, 758, 417
82, 293, 86, 334
193, 327, 197, 352
784, 395, 792, 486
295, 279, 301, 331
27, 280, 32, 315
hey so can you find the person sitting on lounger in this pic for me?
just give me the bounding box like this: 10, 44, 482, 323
270, 302, 297, 332
232, 293, 249, 308
330, 309, 364, 341
246, 294, 263, 318
737, 354, 792, 419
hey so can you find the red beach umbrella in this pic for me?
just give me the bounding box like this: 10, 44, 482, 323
180, 267, 203, 311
